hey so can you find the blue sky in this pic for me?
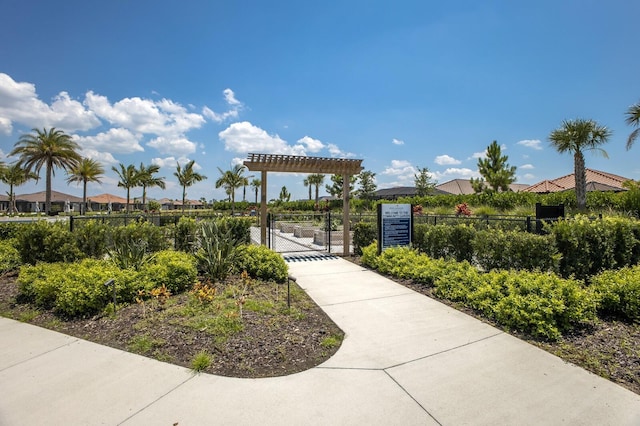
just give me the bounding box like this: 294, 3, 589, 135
1, 0, 639, 202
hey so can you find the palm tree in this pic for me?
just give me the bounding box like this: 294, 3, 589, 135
307, 173, 325, 207
10, 128, 81, 214
250, 178, 261, 204
625, 102, 640, 150
67, 158, 104, 214
1, 163, 38, 215
215, 164, 246, 215
136, 163, 165, 210
174, 160, 207, 213
549, 118, 612, 210
303, 176, 312, 200
112, 163, 139, 213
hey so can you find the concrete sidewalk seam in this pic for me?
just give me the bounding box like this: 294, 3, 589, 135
384, 331, 504, 371
384, 370, 444, 426
318, 291, 416, 307
0, 337, 80, 373
117, 374, 196, 425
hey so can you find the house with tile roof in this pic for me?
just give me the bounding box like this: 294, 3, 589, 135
522, 169, 630, 193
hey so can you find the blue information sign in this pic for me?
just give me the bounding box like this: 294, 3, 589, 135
378, 204, 412, 253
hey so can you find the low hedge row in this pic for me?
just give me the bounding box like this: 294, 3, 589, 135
353, 215, 640, 279
360, 244, 639, 340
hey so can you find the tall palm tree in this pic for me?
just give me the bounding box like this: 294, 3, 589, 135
625, 102, 640, 150
549, 118, 612, 210
250, 178, 261, 204
215, 164, 246, 215
1, 163, 38, 215
307, 173, 325, 207
136, 162, 165, 209
10, 127, 81, 214
174, 160, 207, 213
112, 163, 139, 213
303, 176, 312, 200
67, 158, 104, 215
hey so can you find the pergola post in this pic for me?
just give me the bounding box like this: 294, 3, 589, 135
260, 170, 267, 245
343, 173, 350, 256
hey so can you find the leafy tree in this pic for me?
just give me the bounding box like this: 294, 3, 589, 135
250, 178, 261, 204
10, 127, 81, 214
279, 186, 291, 202
174, 160, 207, 213
414, 167, 437, 196
112, 163, 139, 213
307, 173, 325, 206
325, 174, 357, 198
66, 158, 104, 214
625, 101, 640, 150
215, 164, 246, 214
471, 141, 516, 193
549, 119, 611, 210
136, 163, 165, 209
356, 170, 377, 200
1, 163, 38, 215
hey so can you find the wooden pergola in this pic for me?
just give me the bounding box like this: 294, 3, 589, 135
243, 153, 364, 255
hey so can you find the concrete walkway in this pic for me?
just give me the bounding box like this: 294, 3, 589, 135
1, 255, 639, 425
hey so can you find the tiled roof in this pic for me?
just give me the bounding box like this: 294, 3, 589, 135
15, 191, 83, 203
87, 193, 128, 204
523, 169, 630, 193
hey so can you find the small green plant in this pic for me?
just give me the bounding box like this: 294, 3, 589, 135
191, 351, 212, 372
234, 244, 288, 283
196, 220, 241, 282
108, 238, 151, 270
0, 239, 21, 273
128, 335, 165, 354
320, 334, 342, 349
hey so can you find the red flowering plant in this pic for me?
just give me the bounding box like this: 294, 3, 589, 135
455, 202, 472, 216
412, 204, 424, 215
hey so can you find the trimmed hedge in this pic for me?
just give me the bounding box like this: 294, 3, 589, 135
590, 266, 640, 322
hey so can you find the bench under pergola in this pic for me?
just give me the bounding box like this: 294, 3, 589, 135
243, 153, 364, 255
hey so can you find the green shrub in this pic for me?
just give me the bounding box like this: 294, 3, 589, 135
17, 259, 140, 317
215, 216, 252, 245
549, 215, 640, 279
472, 229, 560, 272
235, 244, 288, 283
591, 266, 640, 322
110, 221, 169, 254
361, 242, 379, 268
16, 220, 83, 264
352, 222, 377, 255
0, 239, 21, 273
0, 222, 22, 240
174, 217, 198, 253
413, 224, 475, 262
74, 220, 109, 259
138, 250, 197, 293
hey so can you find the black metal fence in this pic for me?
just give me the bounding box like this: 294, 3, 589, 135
267, 212, 346, 254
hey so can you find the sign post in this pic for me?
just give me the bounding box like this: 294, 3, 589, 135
377, 203, 413, 254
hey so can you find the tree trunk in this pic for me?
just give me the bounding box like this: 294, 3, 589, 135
83, 180, 87, 215
182, 187, 186, 214
574, 151, 587, 210
46, 162, 52, 214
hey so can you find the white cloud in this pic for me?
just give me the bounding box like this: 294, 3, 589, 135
392, 138, 404, 145
517, 139, 543, 150
73, 128, 144, 154
522, 173, 536, 181
147, 136, 197, 156
202, 88, 243, 123
470, 151, 486, 159
520, 163, 535, 170
0, 73, 100, 133
382, 160, 416, 176
79, 148, 118, 165
218, 121, 302, 155
434, 154, 461, 165
297, 136, 325, 153
151, 156, 177, 168
84, 91, 204, 136
433, 167, 480, 180
327, 143, 356, 158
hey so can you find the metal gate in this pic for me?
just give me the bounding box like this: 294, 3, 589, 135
267, 212, 344, 254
